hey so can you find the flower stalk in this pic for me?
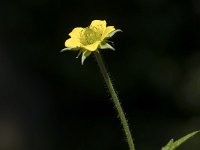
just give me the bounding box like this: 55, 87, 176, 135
94, 51, 135, 150
62, 20, 135, 150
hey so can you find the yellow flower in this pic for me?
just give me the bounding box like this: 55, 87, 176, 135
61, 20, 121, 64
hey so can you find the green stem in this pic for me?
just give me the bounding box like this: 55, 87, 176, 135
94, 51, 135, 150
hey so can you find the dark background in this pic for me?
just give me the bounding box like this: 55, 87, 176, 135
0, 0, 200, 150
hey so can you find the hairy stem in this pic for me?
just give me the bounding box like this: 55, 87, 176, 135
94, 51, 135, 150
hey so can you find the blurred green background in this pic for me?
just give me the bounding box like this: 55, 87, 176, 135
0, 0, 200, 150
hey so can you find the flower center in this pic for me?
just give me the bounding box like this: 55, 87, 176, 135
80, 27, 101, 45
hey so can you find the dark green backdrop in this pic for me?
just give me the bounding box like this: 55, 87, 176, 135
0, 0, 200, 150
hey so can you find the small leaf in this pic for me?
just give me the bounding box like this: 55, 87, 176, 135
100, 43, 115, 50
173, 131, 199, 149
162, 139, 174, 150
108, 29, 122, 38
161, 131, 199, 150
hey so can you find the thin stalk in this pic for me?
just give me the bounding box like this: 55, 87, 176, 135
94, 51, 135, 150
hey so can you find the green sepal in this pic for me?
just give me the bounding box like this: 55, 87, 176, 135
60, 47, 79, 52
108, 29, 122, 38
100, 42, 115, 50
81, 50, 91, 65
161, 131, 199, 150
61, 47, 73, 52
76, 50, 82, 58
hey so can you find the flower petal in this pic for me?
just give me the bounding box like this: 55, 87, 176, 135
65, 38, 81, 49
90, 20, 106, 33
83, 41, 100, 51
102, 26, 115, 40
69, 27, 84, 38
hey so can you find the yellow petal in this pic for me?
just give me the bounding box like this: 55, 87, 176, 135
69, 27, 84, 38
65, 38, 81, 48
102, 26, 115, 40
90, 20, 106, 33
83, 41, 100, 51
